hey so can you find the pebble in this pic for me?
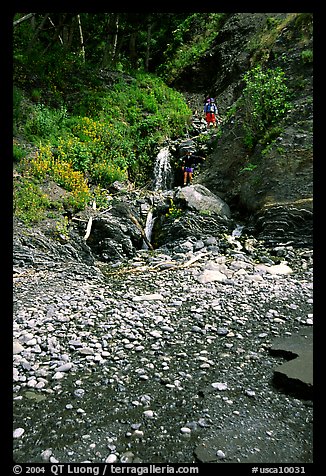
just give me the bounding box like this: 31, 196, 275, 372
13, 428, 25, 438
13, 238, 313, 464
211, 382, 228, 391
180, 427, 191, 434
40, 449, 52, 461
106, 454, 118, 463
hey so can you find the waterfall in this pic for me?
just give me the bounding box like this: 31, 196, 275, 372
231, 224, 244, 238
153, 146, 173, 191
142, 209, 156, 249
141, 146, 172, 249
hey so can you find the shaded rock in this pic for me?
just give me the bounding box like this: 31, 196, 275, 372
269, 327, 313, 398
152, 208, 232, 250
79, 202, 144, 262
194, 441, 220, 463
250, 202, 313, 247
13, 218, 96, 268
197, 269, 228, 284
13, 341, 24, 354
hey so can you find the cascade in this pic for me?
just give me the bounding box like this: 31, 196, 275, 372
142, 209, 156, 249
231, 224, 244, 238
153, 146, 173, 191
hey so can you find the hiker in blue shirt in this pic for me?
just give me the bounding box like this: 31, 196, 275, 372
203, 97, 218, 129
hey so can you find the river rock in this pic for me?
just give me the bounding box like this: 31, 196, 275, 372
175, 184, 231, 218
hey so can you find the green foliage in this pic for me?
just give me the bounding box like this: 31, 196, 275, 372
55, 216, 70, 239
301, 49, 313, 64
158, 13, 226, 83
241, 65, 291, 148
13, 63, 192, 223
259, 126, 283, 147
90, 161, 127, 188
294, 13, 313, 41
239, 163, 257, 174
165, 199, 183, 219
25, 104, 68, 141
266, 17, 281, 30
14, 178, 51, 224
92, 186, 109, 209
13, 86, 25, 134
247, 14, 300, 68
199, 209, 212, 216
13, 144, 26, 162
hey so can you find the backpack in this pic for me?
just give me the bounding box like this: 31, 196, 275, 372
205, 102, 216, 113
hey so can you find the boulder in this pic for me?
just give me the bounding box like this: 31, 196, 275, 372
175, 184, 231, 218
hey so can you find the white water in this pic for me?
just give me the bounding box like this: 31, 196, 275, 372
142, 209, 156, 249
142, 147, 173, 249
232, 224, 244, 238
153, 146, 173, 191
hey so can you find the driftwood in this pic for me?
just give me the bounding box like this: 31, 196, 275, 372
74, 201, 153, 249
83, 217, 93, 241
127, 212, 154, 251
83, 201, 96, 240
103, 252, 207, 276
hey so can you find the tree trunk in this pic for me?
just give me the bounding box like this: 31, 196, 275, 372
27, 13, 50, 52
129, 31, 138, 70
77, 14, 85, 63
48, 16, 64, 46
101, 13, 119, 68
42, 14, 67, 55
111, 13, 119, 65
145, 17, 152, 72
13, 13, 36, 27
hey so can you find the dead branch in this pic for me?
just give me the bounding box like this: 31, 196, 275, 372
127, 212, 154, 251
84, 217, 93, 241
13, 13, 36, 26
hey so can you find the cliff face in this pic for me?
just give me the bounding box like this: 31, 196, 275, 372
174, 13, 313, 246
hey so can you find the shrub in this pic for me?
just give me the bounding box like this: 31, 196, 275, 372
241, 65, 291, 146
14, 178, 51, 224
28, 143, 91, 211
25, 104, 68, 140
90, 161, 127, 188
13, 144, 26, 162
13, 86, 24, 130
301, 49, 313, 64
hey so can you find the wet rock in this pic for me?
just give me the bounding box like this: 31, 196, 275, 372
269, 327, 313, 398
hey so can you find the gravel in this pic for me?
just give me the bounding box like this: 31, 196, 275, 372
13, 240, 313, 464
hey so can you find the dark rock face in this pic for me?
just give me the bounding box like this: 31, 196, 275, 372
175, 13, 313, 248
249, 202, 313, 247
152, 210, 231, 250
150, 185, 233, 250
13, 218, 96, 268
87, 215, 142, 262
172, 13, 274, 104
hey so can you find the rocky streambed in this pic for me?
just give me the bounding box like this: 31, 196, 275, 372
13, 233, 313, 464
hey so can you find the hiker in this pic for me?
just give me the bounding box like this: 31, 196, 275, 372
180, 150, 205, 186
203, 97, 218, 129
